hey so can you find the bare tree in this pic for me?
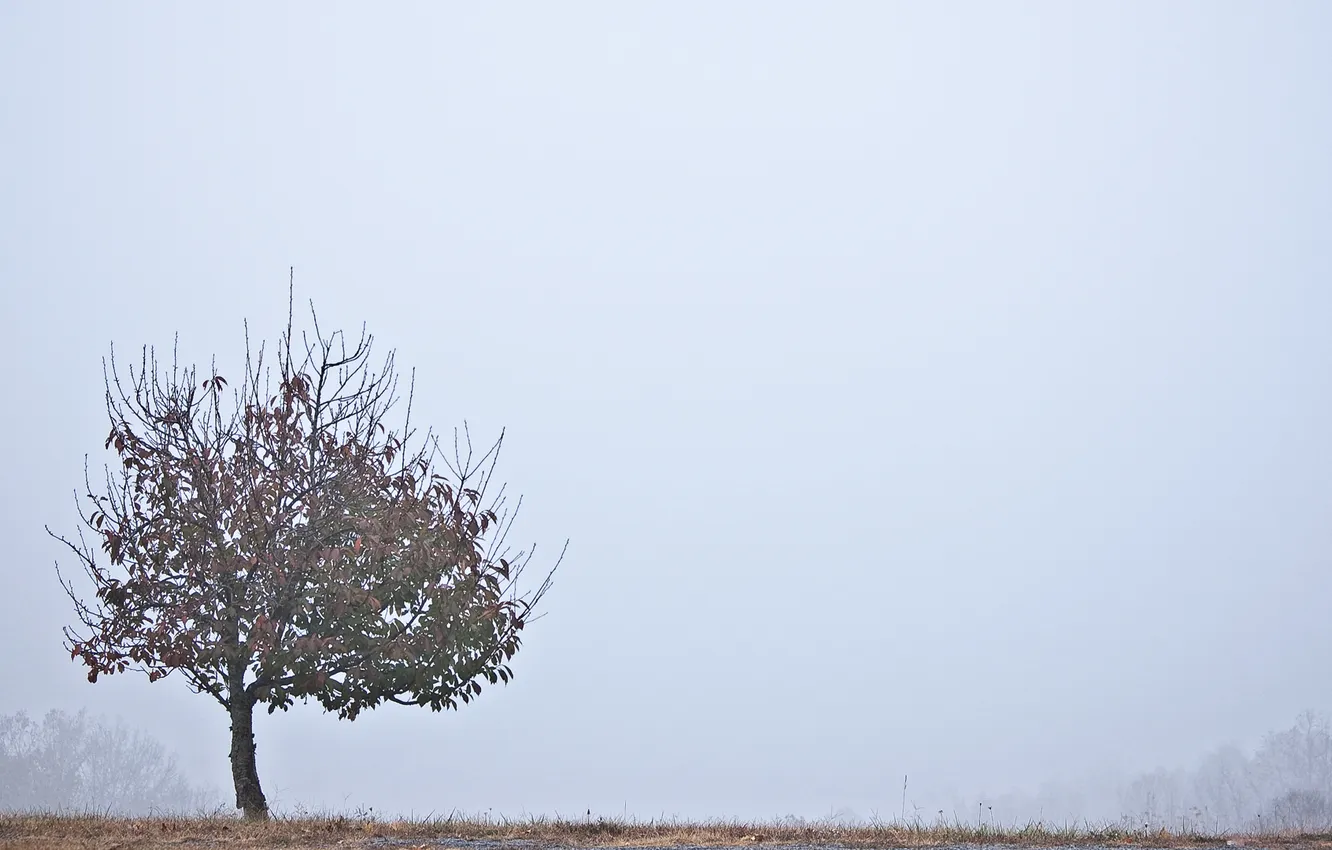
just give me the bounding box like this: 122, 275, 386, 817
48, 287, 560, 819
1252, 711, 1332, 802
1192, 744, 1259, 832
1118, 767, 1188, 830
0, 711, 86, 811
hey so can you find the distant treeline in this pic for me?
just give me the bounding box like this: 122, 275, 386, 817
0, 709, 219, 815
1116, 710, 1332, 833
948, 710, 1332, 833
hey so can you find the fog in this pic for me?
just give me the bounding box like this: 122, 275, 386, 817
2, 1, 1330, 824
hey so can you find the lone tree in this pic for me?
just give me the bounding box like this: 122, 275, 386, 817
49, 292, 559, 819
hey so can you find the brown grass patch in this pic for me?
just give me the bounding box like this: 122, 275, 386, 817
3, 813, 1332, 850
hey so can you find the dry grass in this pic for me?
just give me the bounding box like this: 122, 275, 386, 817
3, 813, 1332, 850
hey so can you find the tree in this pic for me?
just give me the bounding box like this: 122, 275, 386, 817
1252, 711, 1332, 804
1191, 744, 1258, 832
49, 290, 560, 819
0, 709, 216, 813
1118, 767, 1188, 830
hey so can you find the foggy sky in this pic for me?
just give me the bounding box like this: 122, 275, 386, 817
2, 1, 1330, 822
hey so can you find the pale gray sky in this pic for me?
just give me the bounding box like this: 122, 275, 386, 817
2, 1, 1330, 822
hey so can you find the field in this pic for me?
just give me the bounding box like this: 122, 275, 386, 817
4, 813, 1332, 850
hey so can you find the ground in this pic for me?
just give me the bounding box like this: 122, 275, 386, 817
3, 815, 1331, 850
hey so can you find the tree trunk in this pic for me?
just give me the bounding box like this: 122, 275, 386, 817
228, 689, 269, 819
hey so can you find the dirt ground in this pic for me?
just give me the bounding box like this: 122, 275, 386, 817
4, 816, 1330, 850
